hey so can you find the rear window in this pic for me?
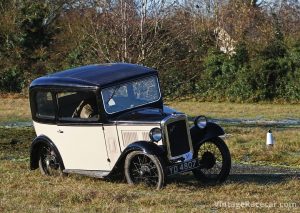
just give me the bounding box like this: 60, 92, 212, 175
36, 91, 55, 119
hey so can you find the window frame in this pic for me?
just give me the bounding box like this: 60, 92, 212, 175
30, 87, 105, 124
56, 89, 101, 124
34, 90, 57, 122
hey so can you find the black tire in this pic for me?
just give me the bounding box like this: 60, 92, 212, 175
38, 144, 63, 176
193, 137, 231, 183
124, 151, 166, 189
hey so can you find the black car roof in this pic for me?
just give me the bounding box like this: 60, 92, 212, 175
30, 63, 157, 89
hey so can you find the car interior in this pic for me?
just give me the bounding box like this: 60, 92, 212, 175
57, 92, 99, 120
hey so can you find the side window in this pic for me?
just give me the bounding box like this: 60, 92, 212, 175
36, 91, 55, 119
57, 91, 99, 121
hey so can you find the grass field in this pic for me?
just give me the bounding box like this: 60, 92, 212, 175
0, 98, 299, 212
0, 98, 31, 122
0, 127, 299, 212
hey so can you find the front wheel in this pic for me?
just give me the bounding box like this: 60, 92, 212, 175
193, 137, 231, 183
124, 151, 166, 189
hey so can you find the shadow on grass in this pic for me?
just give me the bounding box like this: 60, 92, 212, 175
166, 172, 299, 188
228, 173, 299, 184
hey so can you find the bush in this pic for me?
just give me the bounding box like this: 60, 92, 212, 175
197, 49, 241, 101
0, 1, 299, 103
227, 67, 255, 102
277, 42, 300, 102
281, 68, 300, 102
0, 67, 24, 92
194, 39, 300, 103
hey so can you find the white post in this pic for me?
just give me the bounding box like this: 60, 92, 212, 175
266, 129, 275, 148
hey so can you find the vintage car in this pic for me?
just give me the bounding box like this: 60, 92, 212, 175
29, 63, 231, 189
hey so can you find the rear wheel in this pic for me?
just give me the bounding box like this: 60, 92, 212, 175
193, 137, 231, 183
124, 151, 165, 189
38, 144, 63, 176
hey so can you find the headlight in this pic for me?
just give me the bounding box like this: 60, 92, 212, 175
194, 115, 207, 129
149, 128, 162, 142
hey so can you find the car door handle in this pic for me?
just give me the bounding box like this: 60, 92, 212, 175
57, 130, 64, 133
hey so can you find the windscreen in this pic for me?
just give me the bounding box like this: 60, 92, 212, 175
101, 76, 161, 114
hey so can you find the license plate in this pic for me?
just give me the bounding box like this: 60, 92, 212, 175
168, 159, 199, 176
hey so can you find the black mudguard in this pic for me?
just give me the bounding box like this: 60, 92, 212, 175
190, 122, 225, 149
30, 135, 65, 170
106, 141, 167, 179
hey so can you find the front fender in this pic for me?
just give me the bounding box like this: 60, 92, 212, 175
190, 122, 225, 148
124, 141, 166, 156
106, 141, 166, 179
30, 135, 65, 170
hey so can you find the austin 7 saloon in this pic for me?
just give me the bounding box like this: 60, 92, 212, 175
29, 63, 231, 189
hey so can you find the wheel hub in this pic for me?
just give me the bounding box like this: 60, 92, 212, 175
45, 155, 58, 170
45, 159, 50, 167
201, 151, 216, 169
140, 165, 150, 176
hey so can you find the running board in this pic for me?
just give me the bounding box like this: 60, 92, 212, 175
63, 169, 110, 178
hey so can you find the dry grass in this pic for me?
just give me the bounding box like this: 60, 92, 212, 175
1, 162, 299, 212
168, 101, 300, 120
1, 98, 300, 123
225, 126, 300, 167
0, 98, 31, 122
0, 127, 299, 212
0, 99, 299, 211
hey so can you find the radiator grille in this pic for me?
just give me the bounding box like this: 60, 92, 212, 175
167, 120, 190, 157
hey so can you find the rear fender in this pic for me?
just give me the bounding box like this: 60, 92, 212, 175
30, 135, 65, 170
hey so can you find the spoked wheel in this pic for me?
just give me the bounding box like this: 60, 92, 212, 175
193, 137, 231, 183
38, 145, 63, 176
124, 151, 165, 189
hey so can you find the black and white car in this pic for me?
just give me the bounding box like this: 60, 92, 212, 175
29, 63, 231, 189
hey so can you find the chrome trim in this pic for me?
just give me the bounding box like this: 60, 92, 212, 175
115, 120, 161, 125
161, 114, 194, 160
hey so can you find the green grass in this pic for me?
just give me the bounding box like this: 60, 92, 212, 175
1, 127, 299, 212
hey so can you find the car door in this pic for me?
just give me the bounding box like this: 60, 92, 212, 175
55, 91, 110, 171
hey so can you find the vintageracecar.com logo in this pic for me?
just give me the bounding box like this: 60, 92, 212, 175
214, 201, 298, 209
